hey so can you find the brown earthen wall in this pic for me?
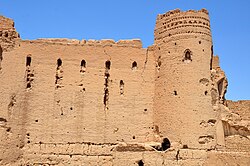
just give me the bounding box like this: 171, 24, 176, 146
153, 9, 217, 148
226, 100, 250, 121
0, 40, 156, 162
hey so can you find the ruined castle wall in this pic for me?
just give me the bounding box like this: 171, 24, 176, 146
0, 16, 20, 51
226, 100, 250, 121
0, 39, 156, 163
153, 9, 217, 148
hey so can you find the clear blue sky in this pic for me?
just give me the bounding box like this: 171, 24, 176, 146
0, 0, 249, 101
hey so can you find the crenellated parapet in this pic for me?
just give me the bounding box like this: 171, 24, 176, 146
21, 38, 143, 48
154, 9, 211, 43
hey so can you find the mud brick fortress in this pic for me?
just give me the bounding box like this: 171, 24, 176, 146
0, 9, 249, 165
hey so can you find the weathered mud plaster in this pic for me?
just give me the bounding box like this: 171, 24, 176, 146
0, 9, 249, 165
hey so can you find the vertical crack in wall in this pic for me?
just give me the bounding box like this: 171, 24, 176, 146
0, 45, 2, 71
141, 49, 149, 82
104, 61, 110, 111
55, 58, 63, 89
119, 80, 124, 96
26, 55, 34, 89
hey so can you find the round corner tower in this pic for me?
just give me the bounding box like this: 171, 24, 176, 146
153, 9, 218, 149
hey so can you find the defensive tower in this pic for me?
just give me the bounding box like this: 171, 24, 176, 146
153, 9, 217, 148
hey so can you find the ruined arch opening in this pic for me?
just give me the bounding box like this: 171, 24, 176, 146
26, 56, 31, 66
80, 59, 86, 73
57, 58, 62, 68
81, 59, 86, 68
132, 61, 137, 70
183, 49, 192, 63
105, 60, 111, 70
162, 138, 171, 151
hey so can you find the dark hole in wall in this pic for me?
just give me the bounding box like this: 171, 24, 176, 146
81, 59, 86, 67
153, 137, 171, 151
162, 138, 171, 151
119, 80, 124, 95
133, 136, 135, 139
132, 61, 137, 69
105, 60, 111, 70
183, 50, 192, 62
6, 127, 11, 132
26, 56, 31, 66
120, 80, 124, 86
0, 117, 7, 122
138, 160, 144, 166
57, 58, 62, 68
199, 41, 201, 44
174, 91, 177, 95
205, 91, 208, 95
26, 82, 31, 89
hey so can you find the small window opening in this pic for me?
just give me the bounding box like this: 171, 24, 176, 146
133, 136, 135, 139
132, 61, 137, 70
26, 56, 31, 66
57, 58, 62, 68
174, 42, 177, 45
162, 138, 171, 151
205, 91, 208, 95
183, 145, 188, 149
183, 49, 192, 63
80, 59, 86, 73
137, 160, 144, 166
199, 41, 201, 44
174, 91, 177, 95
81, 60, 86, 68
105, 60, 111, 70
